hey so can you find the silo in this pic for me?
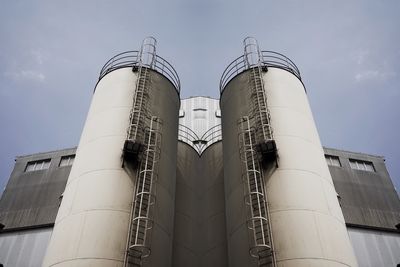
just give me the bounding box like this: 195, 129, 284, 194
173, 97, 227, 266
43, 37, 180, 267
220, 38, 358, 267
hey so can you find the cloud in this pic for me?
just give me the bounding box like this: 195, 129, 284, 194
3, 70, 46, 82
353, 49, 370, 65
354, 69, 396, 82
31, 50, 46, 65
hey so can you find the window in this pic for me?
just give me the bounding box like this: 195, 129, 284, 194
179, 110, 185, 118
193, 108, 207, 119
215, 110, 221, 118
325, 155, 341, 167
349, 159, 375, 172
59, 155, 75, 167
25, 159, 51, 172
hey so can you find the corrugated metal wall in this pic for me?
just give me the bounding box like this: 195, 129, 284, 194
179, 97, 220, 137
348, 227, 400, 267
0, 227, 52, 267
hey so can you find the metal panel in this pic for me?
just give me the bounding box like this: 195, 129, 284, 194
172, 141, 228, 267
324, 147, 400, 230
0, 148, 76, 229
179, 97, 220, 138
347, 227, 400, 267
0, 227, 52, 267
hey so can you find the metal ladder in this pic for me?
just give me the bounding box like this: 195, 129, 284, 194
125, 117, 162, 266
123, 37, 160, 267
238, 117, 275, 267
127, 66, 150, 144
239, 37, 276, 266
127, 37, 157, 145
249, 66, 273, 145
243, 37, 274, 145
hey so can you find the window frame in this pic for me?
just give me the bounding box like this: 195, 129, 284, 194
325, 154, 341, 167
349, 158, 375, 172
25, 159, 51, 172
59, 155, 75, 167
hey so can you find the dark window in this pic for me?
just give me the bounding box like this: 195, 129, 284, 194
59, 155, 75, 167
25, 159, 51, 172
349, 159, 375, 172
325, 155, 341, 167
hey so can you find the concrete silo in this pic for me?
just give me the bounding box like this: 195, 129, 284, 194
42, 37, 180, 267
220, 37, 358, 267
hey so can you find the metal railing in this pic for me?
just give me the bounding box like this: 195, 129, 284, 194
98, 51, 181, 93
178, 124, 222, 155
220, 50, 301, 93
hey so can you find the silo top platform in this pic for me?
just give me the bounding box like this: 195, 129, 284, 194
98, 50, 181, 94
220, 51, 301, 94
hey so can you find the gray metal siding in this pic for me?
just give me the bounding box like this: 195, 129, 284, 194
324, 147, 400, 230
0, 227, 52, 267
0, 148, 76, 229
348, 227, 400, 267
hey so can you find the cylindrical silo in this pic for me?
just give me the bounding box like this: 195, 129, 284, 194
43, 38, 180, 267
220, 38, 358, 267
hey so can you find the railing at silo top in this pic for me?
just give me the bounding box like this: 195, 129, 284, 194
220, 51, 301, 93
98, 51, 181, 94
178, 124, 222, 155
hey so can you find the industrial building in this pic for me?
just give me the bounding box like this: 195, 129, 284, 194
0, 37, 399, 267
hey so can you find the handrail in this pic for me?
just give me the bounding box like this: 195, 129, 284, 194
220, 50, 301, 93
178, 124, 222, 155
98, 51, 181, 93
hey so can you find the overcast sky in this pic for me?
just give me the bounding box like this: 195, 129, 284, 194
0, 0, 399, 194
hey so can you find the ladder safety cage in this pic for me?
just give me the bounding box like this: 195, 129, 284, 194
220, 48, 301, 93
237, 37, 277, 267
243, 37, 277, 159
129, 37, 157, 141
238, 117, 276, 267
122, 37, 163, 267
124, 116, 163, 267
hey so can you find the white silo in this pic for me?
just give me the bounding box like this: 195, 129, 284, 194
42, 37, 180, 267
220, 37, 358, 267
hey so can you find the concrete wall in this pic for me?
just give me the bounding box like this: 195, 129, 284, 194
220, 67, 358, 267
42, 67, 179, 267
0, 227, 52, 267
172, 141, 228, 267
0, 148, 75, 229
324, 147, 400, 230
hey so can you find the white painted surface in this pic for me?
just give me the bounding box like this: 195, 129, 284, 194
264, 68, 358, 266
0, 227, 52, 267
42, 68, 137, 267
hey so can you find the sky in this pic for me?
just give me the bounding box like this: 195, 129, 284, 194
0, 0, 399, 194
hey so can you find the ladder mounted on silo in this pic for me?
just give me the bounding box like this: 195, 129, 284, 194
243, 37, 277, 163
238, 117, 276, 267
123, 37, 157, 162
125, 116, 162, 267
123, 37, 161, 267
238, 37, 277, 267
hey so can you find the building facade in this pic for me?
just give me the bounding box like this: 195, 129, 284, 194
0, 38, 399, 267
